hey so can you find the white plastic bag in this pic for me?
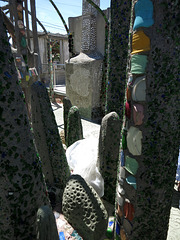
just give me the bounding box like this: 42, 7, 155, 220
66, 137, 104, 197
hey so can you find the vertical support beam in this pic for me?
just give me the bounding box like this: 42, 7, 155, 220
24, 0, 31, 50
53, 64, 56, 86
10, 0, 32, 119
59, 39, 64, 64
10, 0, 21, 54
9, 5, 15, 48
30, 0, 41, 75
0, 10, 55, 238
81, 0, 100, 54
105, 0, 132, 121
49, 41, 55, 102
115, 0, 180, 239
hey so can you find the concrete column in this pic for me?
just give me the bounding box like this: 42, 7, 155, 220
81, 0, 100, 53
59, 39, 64, 64
65, 0, 103, 122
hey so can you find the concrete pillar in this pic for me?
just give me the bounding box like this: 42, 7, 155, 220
59, 39, 64, 64
0, 11, 51, 238
65, 0, 103, 122
81, 0, 100, 53
31, 81, 70, 190
66, 106, 83, 147
115, 0, 180, 239
98, 112, 121, 204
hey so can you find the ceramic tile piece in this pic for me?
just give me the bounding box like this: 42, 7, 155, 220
131, 55, 147, 74
131, 30, 150, 55
133, 0, 154, 31
127, 127, 142, 156
126, 175, 137, 190
132, 76, 146, 102
125, 155, 139, 175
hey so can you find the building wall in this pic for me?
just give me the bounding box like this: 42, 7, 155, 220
38, 37, 47, 64
30, 34, 69, 85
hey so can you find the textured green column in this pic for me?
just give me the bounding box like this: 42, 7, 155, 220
66, 106, 83, 147
63, 96, 72, 143
0, 10, 56, 239
115, 1, 180, 239
106, 0, 132, 123
98, 112, 121, 204
31, 81, 70, 190
132, 1, 180, 238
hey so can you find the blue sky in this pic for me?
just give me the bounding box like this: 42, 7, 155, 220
0, 0, 110, 34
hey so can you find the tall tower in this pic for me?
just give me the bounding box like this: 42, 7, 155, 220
65, 0, 103, 122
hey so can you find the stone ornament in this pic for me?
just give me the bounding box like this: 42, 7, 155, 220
62, 175, 108, 240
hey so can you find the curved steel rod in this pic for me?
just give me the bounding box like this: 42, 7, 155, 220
49, 0, 69, 35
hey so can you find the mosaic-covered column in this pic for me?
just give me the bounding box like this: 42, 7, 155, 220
115, 0, 180, 239
0, 10, 57, 239
105, 0, 132, 122
10, 0, 36, 120
81, 0, 100, 53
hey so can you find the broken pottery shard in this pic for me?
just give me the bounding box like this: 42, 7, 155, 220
62, 175, 108, 240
